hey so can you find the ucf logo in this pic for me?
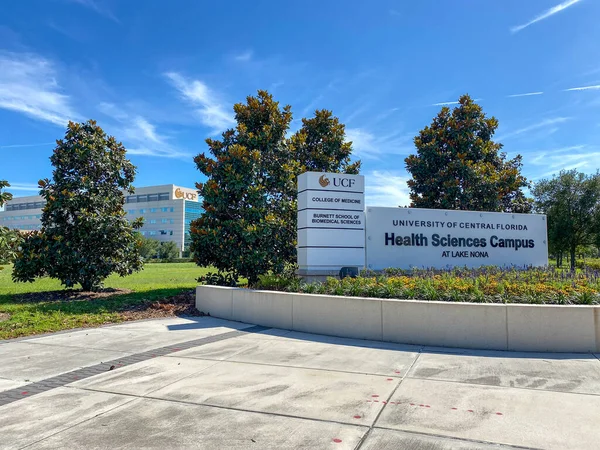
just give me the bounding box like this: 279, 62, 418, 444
175, 188, 197, 200
318, 174, 356, 189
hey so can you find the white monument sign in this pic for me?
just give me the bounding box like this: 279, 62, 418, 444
365, 207, 548, 270
297, 172, 365, 278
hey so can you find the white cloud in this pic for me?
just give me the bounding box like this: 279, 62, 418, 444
510, 0, 582, 33
564, 84, 600, 91
496, 117, 570, 141
70, 0, 119, 23
0, 51, 78, 126
507, 91, 544, 98
346, 128, 380, 158
365, 170, 412, 207
165, 72, 235, 132
233, 50, 253, 62
3, 182, 40, 192
431, 101, 460, 106
346, 127, 414, 160
0, 142, 54, 149
98, 102, 191, 159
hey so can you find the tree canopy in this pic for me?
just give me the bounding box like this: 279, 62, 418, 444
533, 170, 600, 270
405, 94, 531, 213
13, 120, 144, 291
0, 180, 12, 207
190, 90, 360, 284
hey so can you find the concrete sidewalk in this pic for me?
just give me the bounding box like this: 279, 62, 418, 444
1, 316, 600, 449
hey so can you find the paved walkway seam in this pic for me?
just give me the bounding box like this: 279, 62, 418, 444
0, 325, 270, 407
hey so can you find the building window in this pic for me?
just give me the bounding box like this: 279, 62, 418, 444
148, 194, 158, 202
126, 196, 137, 203
161, 218, 168, 223
140, 231, 146, 236
158, 193, 169, 201
149, 231, 156, 236
150, 219, 157, 224
170, 207, 174, 212
161, 207, 169, 212
139, 209, 145, 214
127, 209, 135, 214
150, 208, 157, 213
137, 195, 148, 203
170, 219, 174, 224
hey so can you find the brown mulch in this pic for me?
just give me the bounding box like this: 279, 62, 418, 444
12, 288, 133, 304
10, 288, 205, 322
120, 290, 205, 321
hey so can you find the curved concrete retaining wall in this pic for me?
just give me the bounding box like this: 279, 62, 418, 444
196, 286, 600, 353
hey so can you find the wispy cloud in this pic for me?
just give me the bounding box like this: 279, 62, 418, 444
528, 145, 599, 179
431, 98, 481, 107
432, 101, 460, 106
233, 50, 253, 62
496, 117, 570, 141
507, 91, 544, 98
0, 142, 54, 149
165, 72, 235, 133
5, 182, 40, 192
564, 84, 600, 91
70, 0, 119, 23
510, 0, 582, 34
98, 102, 190, 159
346, 128, 413, 159
365, 170, 412, 207
0, 51, 78, 126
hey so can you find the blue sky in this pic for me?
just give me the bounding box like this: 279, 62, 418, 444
1, 0, 599, 207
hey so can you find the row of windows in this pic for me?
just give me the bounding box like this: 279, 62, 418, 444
13, 224, 41, 230
127, 207, 174, 214
5, 201, 45, 211
2, 215, 42, 221
126, 192, 170, 203
139, 230, 174, 236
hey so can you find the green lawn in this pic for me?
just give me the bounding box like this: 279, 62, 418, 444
0, 263, 211, 340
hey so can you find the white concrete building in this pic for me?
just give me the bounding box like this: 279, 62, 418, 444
0, 184, 203, 254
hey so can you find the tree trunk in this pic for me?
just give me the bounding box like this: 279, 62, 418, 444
570, 246, 576, 272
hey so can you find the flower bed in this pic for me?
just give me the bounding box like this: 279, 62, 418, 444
257, 266, 600, 305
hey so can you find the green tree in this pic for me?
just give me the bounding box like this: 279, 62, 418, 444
0, 228, 22, 265
158, 241, 180, 262
533, 170, 600, 271
190, 91, 360, 284
0, 180, 12, 207
138, 235, 160, 260
405, 94, 531, 213
13, 120, 144, 291
288, 109, 360, 174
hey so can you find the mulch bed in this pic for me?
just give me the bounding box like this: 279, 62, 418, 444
0, 313, 10, 322
9, 288, 205, 321
120, 290, 205, 320
12, 288, 133, 303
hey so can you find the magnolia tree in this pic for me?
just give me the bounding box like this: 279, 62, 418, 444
405, 94, 532, 213
13, 121, 144, 291
190, 91, 360, 284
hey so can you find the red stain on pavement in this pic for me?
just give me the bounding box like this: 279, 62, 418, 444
451, 407, 458, 410
371, 395, 379, 397
468, 410, 474, 413
21, 391, 28, 395
332, 438, 342, 443
496, 412, 503, 415
353, 415, 361, 419
387, 378, 394, 381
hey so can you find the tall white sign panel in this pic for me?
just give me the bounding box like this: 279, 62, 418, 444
297, 172, 365, 278
366, 207, 548, 270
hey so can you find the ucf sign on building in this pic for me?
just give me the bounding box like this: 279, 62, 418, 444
297, 172, 548, 278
